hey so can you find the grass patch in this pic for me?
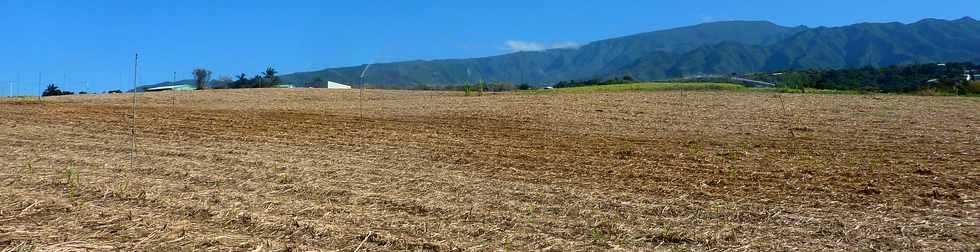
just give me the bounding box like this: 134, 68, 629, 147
65, 167, 80, 199
2, 241, 36, 252
550, 82, 745, 93
539, 82, 954, 96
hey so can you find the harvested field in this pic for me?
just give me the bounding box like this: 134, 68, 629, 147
1, 89, 978, 251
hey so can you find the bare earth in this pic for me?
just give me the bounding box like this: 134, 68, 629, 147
1, 89, 978, 251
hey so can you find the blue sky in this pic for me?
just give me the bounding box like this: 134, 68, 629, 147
1, 0, 976, 95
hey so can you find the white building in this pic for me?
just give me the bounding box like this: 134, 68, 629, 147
325, 81, 352, 89
966, 70, 979, 81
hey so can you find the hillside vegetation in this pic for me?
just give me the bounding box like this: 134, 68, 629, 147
744, 62, 980, 93
274, 17, 980, 87
140, 17, 980, 90
553, 83, 744, 93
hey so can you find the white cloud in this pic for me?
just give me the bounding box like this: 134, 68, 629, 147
506, 40, 546, 52
551, 41, 582, 49
505, 40, 581, 52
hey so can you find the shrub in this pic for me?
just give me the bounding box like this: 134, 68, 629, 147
65, 167, 80, 198
966, 81, 980, 94
487, 83, 516, 92
42, 84, 74, 96
917, 88, 953, 96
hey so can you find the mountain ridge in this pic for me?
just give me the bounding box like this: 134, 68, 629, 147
144, 17, 980, 89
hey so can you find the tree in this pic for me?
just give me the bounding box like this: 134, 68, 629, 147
42, 84, 62, 96
312, 77, 324, 87
42, 84, 73, 96
229, 73, 250, 89
967, 80, 980, 94
263, 67, 281, 87
781, 72, 811, 92
213, 75, 233, 89
192, 68, 212, 90
252, 74, 265, 88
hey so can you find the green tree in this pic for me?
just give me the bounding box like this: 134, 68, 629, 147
781, 72, 811, 92
263, 67, 281, 87
230, 73, 250, 88
967, 80, 980, 94
42, 84, 66, 96
252, 74, 265, 88
312, 77, 324, 87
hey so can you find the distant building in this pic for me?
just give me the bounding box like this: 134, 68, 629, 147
731, 77, 776, 87
325, 81, 352, 89
145, 84, 195, 92
274, 84, 296, 88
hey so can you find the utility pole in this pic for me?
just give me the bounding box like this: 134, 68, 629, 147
37, 72, 42, 104
131, 53, 139, 170
172, 71, 177, 108
359, 63, 371, 118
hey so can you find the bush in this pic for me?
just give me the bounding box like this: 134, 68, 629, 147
917, 88, 953, 96
42, 84, 74, 97
966, 81, 980, 94
487, 83, 516, 92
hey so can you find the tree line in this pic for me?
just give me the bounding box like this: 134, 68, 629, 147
552, 76, 637, 88
195, 67, 284, 89
744, 62, 980, 94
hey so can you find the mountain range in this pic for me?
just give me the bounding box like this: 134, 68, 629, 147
147, 17, 980, 89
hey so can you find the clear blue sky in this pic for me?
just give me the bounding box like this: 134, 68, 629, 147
1, 0, 975, 95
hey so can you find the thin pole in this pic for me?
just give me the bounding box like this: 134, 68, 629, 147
37, 72, 42, 104
359, 63, 371, 118
172, 72, 176, 108
359, 75, 364, 118
131, 53, 139, 170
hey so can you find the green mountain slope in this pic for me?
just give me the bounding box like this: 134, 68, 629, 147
603, 17, 980, 81
144, 17, 980, 89
279, 21, 803, 86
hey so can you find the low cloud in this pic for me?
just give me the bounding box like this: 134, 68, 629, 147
506, 40, 546, 52
506, 40, 581, 52
551, 41, 582, 49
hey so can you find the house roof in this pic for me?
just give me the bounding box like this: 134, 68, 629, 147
326, 81, 352, 89
146, 84, 195, 91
